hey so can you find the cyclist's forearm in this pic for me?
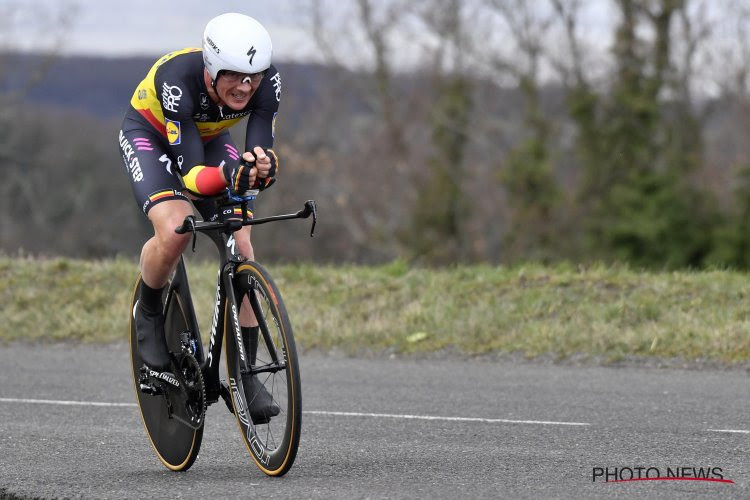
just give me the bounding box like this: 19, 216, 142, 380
181, 165, 228, 196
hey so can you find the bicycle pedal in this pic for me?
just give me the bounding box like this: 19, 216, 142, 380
139, 382, 163, 396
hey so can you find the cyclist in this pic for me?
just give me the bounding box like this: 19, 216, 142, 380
118, 12, 280, 423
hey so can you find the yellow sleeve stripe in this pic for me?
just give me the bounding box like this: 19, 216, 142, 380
267, 148, 279, 177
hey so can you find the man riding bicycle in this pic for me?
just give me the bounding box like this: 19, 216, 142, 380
118, 12, 280, 423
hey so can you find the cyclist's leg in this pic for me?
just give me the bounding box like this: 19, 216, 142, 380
198, 135, 275, 417
119, 127, 192, 370
140, 200, 194, 288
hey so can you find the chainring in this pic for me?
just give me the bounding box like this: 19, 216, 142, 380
171, 351, 206, 430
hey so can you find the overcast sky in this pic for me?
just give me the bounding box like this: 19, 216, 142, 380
4, 0, 741, 87
5, 0, 319, 61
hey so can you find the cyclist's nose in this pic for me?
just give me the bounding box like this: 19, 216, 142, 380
236, 80, 254, 91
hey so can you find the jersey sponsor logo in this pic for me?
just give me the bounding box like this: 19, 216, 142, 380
165, 119, 181, 145
200, 93, 210, 110
158, 154, 172, 174
162, 82, 183, 112
270, 72, 281, 102
118, 130, 144, 182
220, 111, 250, 120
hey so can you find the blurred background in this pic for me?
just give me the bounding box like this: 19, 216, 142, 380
2, 0, 750, 268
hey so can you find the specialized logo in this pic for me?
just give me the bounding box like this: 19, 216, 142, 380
227, 234, 237, 255
206, 278, 222, 367
158, 154, 172, 174
118, 130, 144, 182
162, 82, 183, 112
270, 72, 281, 102
247, 46, 256, 65
149, 369, 179, 387
207, 36, 220, 54
165, 119, 181, 145
232, 303, 246, 362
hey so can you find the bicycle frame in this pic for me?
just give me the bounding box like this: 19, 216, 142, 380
167, 199, 317, 405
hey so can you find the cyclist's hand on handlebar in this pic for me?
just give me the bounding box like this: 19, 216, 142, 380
248, 147, 271, 180
222, 146, 277, 197
224, 158, 257, 195
247, 146, 278, 191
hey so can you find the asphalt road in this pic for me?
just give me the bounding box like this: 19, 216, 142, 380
0, 343, 748, 499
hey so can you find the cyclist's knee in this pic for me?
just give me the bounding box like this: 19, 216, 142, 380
235, 227, 254, 260
148, 201, 193, 258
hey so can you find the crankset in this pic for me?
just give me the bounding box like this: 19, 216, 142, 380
138, 341, 206, 430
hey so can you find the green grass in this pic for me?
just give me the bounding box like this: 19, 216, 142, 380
2, 256, 750, 364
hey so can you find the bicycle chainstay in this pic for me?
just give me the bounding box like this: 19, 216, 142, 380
138, 342, 206, 430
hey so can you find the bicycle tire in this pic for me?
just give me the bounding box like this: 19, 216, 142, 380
129, 275, 204, 471
224, 262, 302, 476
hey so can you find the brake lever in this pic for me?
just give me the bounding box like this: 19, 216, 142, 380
300, 200, 317, 237
175, 215, 198, 252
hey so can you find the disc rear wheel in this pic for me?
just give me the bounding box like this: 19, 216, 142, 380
129, 276, 204, 471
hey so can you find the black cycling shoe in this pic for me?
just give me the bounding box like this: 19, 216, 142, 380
242, 373, 280, 425
134, 300, 171, 372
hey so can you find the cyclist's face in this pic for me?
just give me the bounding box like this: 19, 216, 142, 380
216, 71, 264, 110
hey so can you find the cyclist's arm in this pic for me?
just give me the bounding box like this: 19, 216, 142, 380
164, 120, 229, 196
244, 67, 281, 188
162, 109, 229, 197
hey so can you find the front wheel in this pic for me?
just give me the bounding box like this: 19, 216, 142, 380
225, 262, 302, 476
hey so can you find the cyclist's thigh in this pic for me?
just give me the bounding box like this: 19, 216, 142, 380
192, 132, 256, 222
118, 127, 189, 215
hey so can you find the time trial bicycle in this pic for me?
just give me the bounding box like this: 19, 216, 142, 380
128, 196, 316, 476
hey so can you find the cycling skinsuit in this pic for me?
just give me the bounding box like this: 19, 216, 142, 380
117, 48, 281, 220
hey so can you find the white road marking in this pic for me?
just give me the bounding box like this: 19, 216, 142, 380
304, 410, 590, 427
0, 397, 590, 426
0, 397, 136, 407
4, 398, 745, 433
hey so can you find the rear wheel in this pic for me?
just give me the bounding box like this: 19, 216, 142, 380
129, 276, 204, 471
225, 262, 302, 476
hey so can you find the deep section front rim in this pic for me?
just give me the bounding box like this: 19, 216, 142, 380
224, 262, 301, 476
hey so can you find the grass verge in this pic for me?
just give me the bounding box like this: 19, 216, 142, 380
2, 256, 749, 364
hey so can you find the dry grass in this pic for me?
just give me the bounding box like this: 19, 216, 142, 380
2, 255, 750, 364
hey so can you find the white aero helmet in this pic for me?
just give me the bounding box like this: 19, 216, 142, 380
203, 13, 273, 82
